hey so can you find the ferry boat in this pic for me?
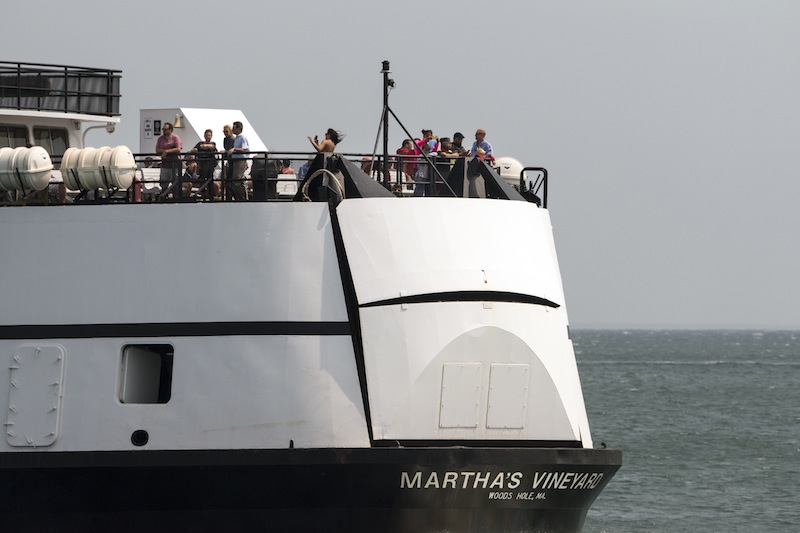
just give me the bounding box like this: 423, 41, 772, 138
0, 61, 621, 532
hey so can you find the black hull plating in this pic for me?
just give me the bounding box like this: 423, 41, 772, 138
0, 447, 621, 532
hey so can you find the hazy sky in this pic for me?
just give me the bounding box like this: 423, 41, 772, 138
7, 1, 799, 328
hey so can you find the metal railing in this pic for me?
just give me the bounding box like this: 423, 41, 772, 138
522, 167, 548, 208
1, 150, 547, 206
0, 61, 121, 117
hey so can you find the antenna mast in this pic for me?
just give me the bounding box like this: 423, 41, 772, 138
381, 60, 393, 186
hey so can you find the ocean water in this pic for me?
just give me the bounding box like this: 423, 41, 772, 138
575, 330, 800, 533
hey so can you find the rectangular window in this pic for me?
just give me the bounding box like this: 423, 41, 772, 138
119, 344, 174, 404
33, 127, 69, 157
0, 124, 28, 148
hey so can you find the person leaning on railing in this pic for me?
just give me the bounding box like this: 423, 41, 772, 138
450, 132, 470, 156
470, 128, 493, 160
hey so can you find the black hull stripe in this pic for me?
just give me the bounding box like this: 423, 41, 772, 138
360, 291, 560, 309
373, 439, 583, 449
0, 321, 351, 340
0, 446, 623, 469
0, 449, 621, 531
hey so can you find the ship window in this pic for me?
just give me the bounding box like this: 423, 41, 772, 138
0, 124, 28, 148
119, 344, 174, 404
33, 127, 68, 157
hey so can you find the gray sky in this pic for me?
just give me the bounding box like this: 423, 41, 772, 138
8, 0, 800, 329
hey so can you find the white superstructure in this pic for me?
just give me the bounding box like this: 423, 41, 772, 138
138, 108, 268, 154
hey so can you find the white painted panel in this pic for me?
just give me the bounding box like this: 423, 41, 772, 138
6, 345, 65, 447
486, 364, 530, 429
337, 198, 566, 307
439, 363, 482, 428
360, 302, 586, 443
0, 335, 369, 452
0, 203, 347, 325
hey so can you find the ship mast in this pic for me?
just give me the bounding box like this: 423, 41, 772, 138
381, 60, 393, 186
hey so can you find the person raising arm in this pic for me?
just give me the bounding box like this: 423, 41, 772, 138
307, 128, 342, 153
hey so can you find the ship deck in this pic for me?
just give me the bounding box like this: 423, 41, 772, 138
2, 150, 547, 207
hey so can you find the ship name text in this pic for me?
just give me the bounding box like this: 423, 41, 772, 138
400, 470, 604, 491
401, 471, 523, 490
532, 471, 604, 490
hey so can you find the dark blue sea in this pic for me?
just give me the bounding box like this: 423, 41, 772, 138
575, 330, 800, 533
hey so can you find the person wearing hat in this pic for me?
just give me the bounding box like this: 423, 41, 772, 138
470, 128, 493, 159
451, 132, 469, 156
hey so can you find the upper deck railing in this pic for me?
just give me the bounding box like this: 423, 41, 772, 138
0, 61, 121, 117
1, 150, 547, 207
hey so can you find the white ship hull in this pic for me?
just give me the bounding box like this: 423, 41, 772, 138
0, 199, 620, 531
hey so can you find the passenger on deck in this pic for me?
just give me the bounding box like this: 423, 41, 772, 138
190, 129, 220, 197
475, 148, 487, 158
437, 137, 460, 178
396, 139, 416, 188
136, 156, 158, 202
416, 129, 439, 153
360, 157, 374, 175
451, 132, 470, 156
227, 121, 249, 201
278, 159, 295, 174
470, 128, 493, 159
308, 128, 342, 153
475, 148, 495, 163
413, 142, 433, 197
29, 157, 66, 205
181, 158, 202, 197
220, 124, 235, 195
221, 124, 235, 152
301, 129, 343, 180
397, 138, 415, 158
49, 181, 68, 205
155, 122, 183, 195
438, 137, 457, 157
